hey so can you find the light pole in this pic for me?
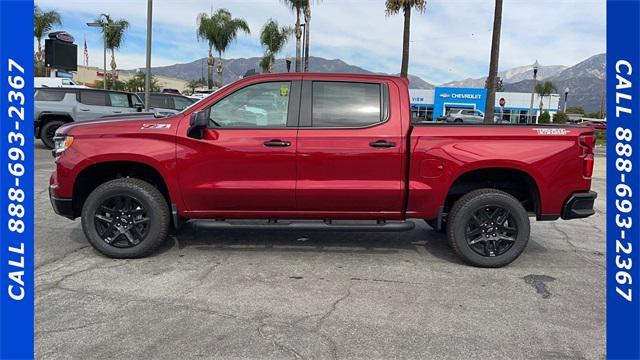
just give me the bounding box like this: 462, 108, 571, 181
563, 87, 570, 112
87, 17, 122, 89
144, 0, 153, 111
528, 60, 539, 123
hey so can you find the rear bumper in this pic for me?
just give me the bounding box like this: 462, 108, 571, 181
49, 187, 75, 220
561, 191, 597, 220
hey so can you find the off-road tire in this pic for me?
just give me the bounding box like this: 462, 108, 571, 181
447, 188, 530, 267
81, 178, 170, 258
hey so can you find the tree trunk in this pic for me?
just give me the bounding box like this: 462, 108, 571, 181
303, 4, 311, 72
207, 47, 214, 89
400, 4, 411, 78
110, 49, 117, 90
37, 38, 42, 64
217, 50, 223, 86
295, 7, 302, 72
484, 0, 503, 123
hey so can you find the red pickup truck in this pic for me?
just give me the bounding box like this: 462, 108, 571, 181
49, 73, 596, 267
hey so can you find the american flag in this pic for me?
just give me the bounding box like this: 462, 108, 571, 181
83, 36, 89, 66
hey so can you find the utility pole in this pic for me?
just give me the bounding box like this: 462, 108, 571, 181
144, 0, 153, 111
528, 60, 539, 123
484, 0, 503, 123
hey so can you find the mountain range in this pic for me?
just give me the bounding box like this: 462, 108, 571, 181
132, 53, 606, 112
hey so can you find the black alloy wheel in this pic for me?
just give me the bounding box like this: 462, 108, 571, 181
94, 195, 150, 248
81, 178, 170, 258
465, 205, 517, 257
447, 188, 530, 268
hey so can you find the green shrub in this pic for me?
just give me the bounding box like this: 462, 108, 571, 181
553, 111, 569, 124
538, 111, 551, 124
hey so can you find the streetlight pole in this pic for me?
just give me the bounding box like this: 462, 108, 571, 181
528, 60, 539, 123
87, 17, 121, 90
144, 0, 153, 111
563, 87, 570, 112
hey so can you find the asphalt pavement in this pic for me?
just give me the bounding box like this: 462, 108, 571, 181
35, 142, 606, 360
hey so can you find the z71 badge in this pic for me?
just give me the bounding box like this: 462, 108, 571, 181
141, 124, 171, 130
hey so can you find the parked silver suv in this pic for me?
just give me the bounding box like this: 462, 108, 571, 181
444, 108, 485, 123
35, 88, 143, 149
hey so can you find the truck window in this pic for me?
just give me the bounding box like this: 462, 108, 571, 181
174, 96, 194, 111
149, 94, 171, 109
80, 91, 108, 106
312, 82, 382, 127
109, 92, 131, 107
35, 89, 73, 102
208, 82, 291, 128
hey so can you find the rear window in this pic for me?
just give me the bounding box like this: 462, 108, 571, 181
35, 89, 73, 102
312, 82, 383, 127
80, 91, 108, 106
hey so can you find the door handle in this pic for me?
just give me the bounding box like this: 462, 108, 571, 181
79, 108, 91, 111
112, 111, 122, 113
264, 139, 291, 147
369, 140, 396, 148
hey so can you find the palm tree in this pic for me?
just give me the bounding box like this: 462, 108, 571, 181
96, 14, 129, 90
302, 1, 322, 72
535, 81, 557, 116
385, 0, 426, 78
281, 0, 308, 72
484, 0, 503, 123
34, 5, 61, 69
260, 19, 293, 73
197, 9, 250, 88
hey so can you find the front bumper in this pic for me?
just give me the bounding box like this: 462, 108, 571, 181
49, 187, 75, 219
561, 191, 597, 220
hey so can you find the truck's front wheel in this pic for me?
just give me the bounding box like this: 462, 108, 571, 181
447, 189, 530, 267
81, 178, 170, 258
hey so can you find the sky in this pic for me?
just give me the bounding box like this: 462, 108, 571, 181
36, 0, 605, 85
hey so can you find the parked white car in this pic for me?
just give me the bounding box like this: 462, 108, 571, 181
35, 77, 87, 88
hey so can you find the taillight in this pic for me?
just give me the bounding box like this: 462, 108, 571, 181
580, 134, 595, 154
584, 154, 594, 177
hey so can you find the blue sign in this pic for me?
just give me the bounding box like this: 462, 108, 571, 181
0, 0, 34, 359
433, 87, 488, 117
606, 0, 640, 359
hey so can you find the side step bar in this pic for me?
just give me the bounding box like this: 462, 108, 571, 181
194, 219, 415, 232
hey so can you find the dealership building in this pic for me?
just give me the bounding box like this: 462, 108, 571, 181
409, 87, 560, 123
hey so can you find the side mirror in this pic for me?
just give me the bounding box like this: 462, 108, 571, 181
135, 104, 143, 112
187, 110, 208, 139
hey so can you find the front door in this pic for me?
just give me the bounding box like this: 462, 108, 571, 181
295, 79, 404, 217
177, 80, 301, 215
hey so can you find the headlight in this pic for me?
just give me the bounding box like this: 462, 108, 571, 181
53, 135, 74, 156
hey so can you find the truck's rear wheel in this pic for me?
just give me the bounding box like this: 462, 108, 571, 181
81, 178, 170, 258
40, 120, 65, 149
447, 189, 529, 267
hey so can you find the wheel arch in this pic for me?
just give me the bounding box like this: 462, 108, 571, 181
443, 166, 542, 219
71, 159, 176, 220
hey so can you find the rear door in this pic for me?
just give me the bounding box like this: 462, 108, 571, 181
295, 78, 404, 216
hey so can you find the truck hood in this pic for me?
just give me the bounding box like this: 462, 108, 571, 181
57, 114, 180, 137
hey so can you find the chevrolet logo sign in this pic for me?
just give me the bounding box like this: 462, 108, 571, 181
439, 93, 451, 98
